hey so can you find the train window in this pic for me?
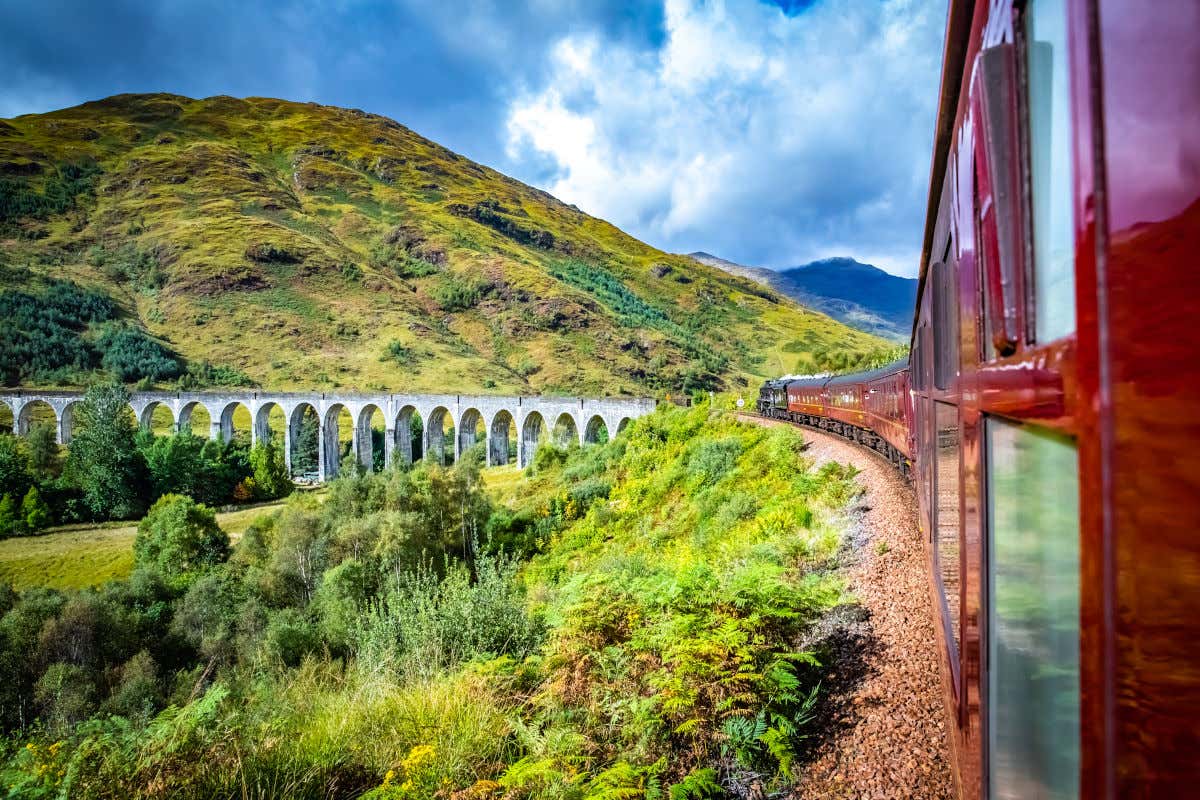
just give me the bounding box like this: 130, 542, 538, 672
1025, 0, 1076, 343
934, 401, 961, 660
932, 257, 958, 389
986, 418, 1079, 799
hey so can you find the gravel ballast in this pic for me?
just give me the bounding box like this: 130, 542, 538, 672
740, 414, 956, 799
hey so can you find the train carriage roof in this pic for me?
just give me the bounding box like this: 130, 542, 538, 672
825, 358, 910, 388
785, 375, 830, 390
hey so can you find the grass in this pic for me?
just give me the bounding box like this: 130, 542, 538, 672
0, 497, 294, 590
0, 93, 889, 395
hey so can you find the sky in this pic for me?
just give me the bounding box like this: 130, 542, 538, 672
0, 0, 945, 277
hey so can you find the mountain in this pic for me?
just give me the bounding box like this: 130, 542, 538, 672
687, 252, 917, 341
0, 93, 888, 395
687, 251, 776, 287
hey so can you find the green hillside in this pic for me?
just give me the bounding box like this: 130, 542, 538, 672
0, 93, 886, 394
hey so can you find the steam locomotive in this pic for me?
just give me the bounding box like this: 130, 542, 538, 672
760, 1, 1199, 797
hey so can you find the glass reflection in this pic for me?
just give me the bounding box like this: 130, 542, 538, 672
987, 418, 1079, 800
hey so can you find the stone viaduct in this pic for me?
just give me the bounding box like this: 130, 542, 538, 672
0, 390, 656, 481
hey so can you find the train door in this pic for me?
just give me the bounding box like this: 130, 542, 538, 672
969, 3, 1082, 797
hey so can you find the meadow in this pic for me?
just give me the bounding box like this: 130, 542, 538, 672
0, 499, 293, 590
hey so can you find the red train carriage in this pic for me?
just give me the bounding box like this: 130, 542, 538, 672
859, 361, 912, 471
784, 375, 826, 421
822, 372, 868, 432
911, 0, 1200, 796
761, 0, 1199, 795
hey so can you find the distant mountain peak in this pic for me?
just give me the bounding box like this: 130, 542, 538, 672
689, 251, 917, 342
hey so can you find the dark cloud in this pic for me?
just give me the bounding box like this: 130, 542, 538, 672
0, 0, 663, 164
0, 0, 941, 275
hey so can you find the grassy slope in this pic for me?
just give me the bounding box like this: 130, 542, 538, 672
0, 93, 885, 394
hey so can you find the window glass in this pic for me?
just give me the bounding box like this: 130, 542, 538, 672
975, 188, 996, 362
1027, 0, 1076, 342
987, 418, 1080, 799
935, 401, 961, 656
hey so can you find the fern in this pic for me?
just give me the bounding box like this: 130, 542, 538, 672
668, 768, 722, 800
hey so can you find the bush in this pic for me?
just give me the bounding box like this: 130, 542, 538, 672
355, 550, 544, 678
20, 486, 50, 532
0, 160, 101, 223
0, 280, 116, 384
432, 274, 489, 312
86, 242, 168, 291
0, 494, 22, 538
24, 422, 58, 479
35, 662, 96, 729
139, 430, 250, 506
133, 494, 229, 585
0, 434, 33, 504
104, 650, 161, 720
263, 608, 322, 667
177, 360, 258, 389
249, 438, 293, 500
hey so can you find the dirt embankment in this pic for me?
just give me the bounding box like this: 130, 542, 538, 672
739, 413, 955, 800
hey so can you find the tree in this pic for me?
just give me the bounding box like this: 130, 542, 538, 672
0, 434, 33, 502
21, 486, 50, 532
292, 408, 319, 477
138, 429, 248, 505
0, 493, 22, 538
66, 384, 147, 520
25, 422, 59, 478
133, 494, 229, 585
249, 438, 293, 500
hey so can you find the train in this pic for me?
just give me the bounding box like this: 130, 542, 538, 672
760, 0, 1199, 797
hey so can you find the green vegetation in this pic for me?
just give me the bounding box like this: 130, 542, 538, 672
0, 280, 123, 385
0, 384, 292, 538
0, 93, 886, 394
0, 501, 292, 591
0, 160, 102, 226
0, 405, 863, 798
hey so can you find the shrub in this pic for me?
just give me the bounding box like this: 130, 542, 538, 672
35, 662, 96, 729
133, 494, 229, 585
263, 608, 322, 667
0, 160, 101, 223
0, 493, 22, 538
355, 550, 544, 678
249, 438, 293, 500
86, 242, 168, 291
0, 280, 117, 384
432, 274, 489, 312
138, 430, 250, 506
24, 422, 58, 478
103, 650, 161, 721
0, 434, 33, 503
177, 360, 258, 389
20, 486, 50, 533
381, 339, 415, 367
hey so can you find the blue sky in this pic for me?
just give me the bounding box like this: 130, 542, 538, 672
0, 0, 944, 276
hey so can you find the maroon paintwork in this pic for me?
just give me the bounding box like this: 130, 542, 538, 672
913, 0, 1200, 797
766, 0, 1199, 796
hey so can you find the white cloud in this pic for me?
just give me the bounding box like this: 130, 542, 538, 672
505, 0, 943, 276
